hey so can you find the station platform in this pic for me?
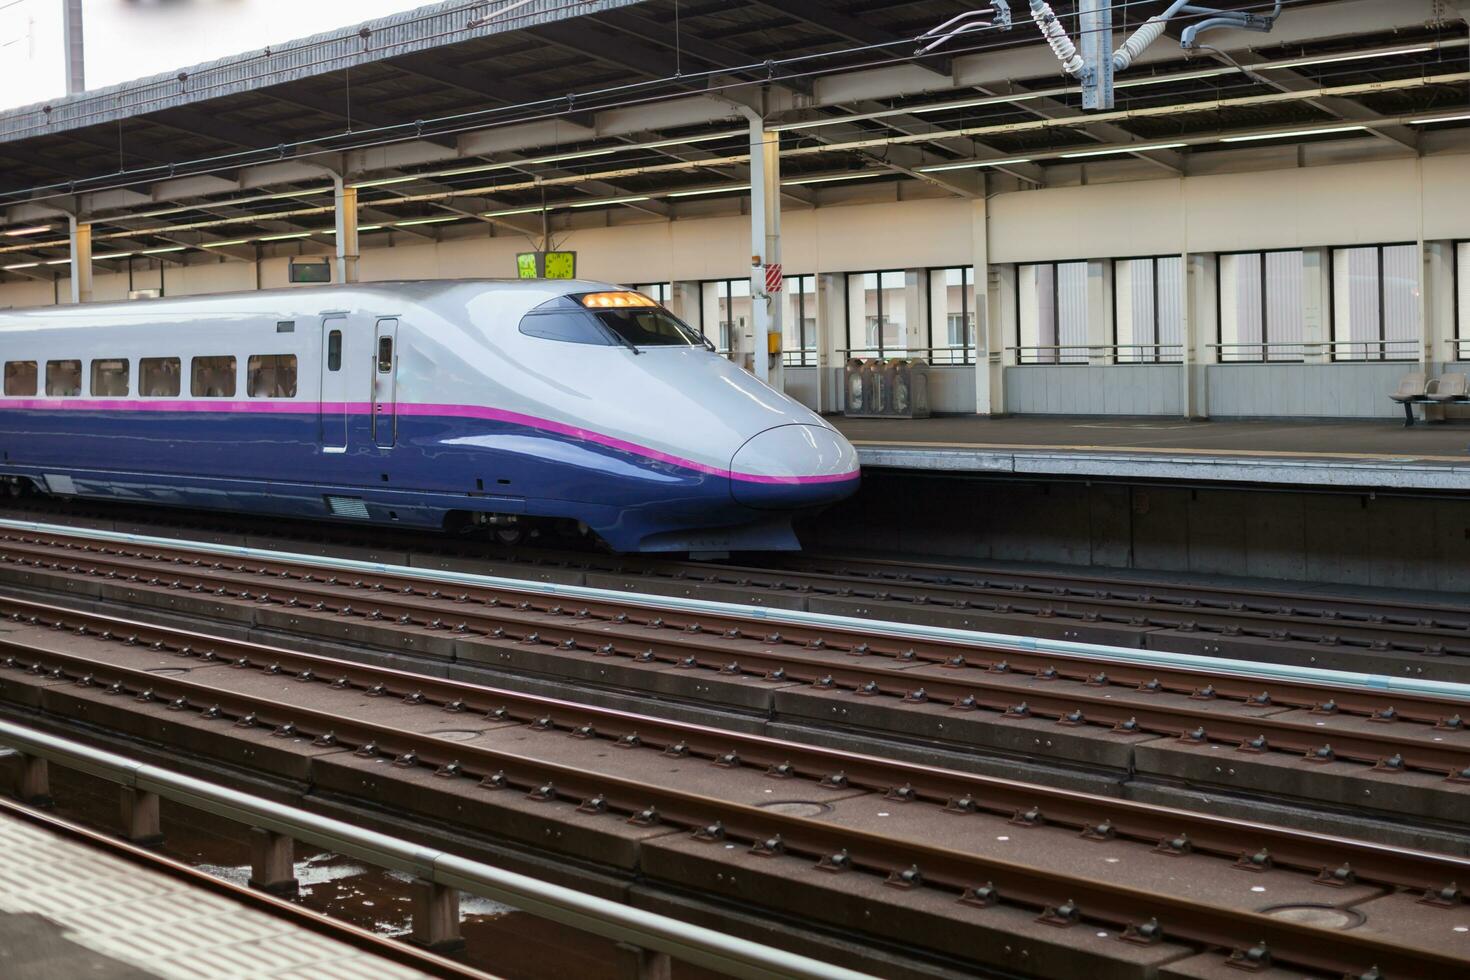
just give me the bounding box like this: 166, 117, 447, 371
0, 801, 441, 980
833, 416, 1470, 491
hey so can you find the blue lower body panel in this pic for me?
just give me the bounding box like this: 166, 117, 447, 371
0, 408, 855, 552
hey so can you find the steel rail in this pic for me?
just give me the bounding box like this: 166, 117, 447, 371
1, 594, 1467, 896
0, 717, 868, 980
3, 534, 1468, 775
4, 527, 1468, 712
2, 600, 1468, 976
8, 506, 1470, 650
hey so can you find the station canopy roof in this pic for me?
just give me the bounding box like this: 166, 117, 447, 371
0, 0, 1466, 278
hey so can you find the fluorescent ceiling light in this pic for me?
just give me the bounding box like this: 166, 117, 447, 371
139, 246, 187, 255
918, 157, 1032, 173
200, 239, 251, 248
258, 232, 313, 241
771, 95, 1041, 132
568, 195, 649, 208
1265, 45, 1431, 71
666, 184, 750, 198
94, 252, 135, 260
1114, 67, 1236, 89
357, 224, 384, 232
2, 262, 39, 270
781, 172, 886, 186
2, 225, 52, 237
1220, 125, 1366, 143
394, 216, 461, 227
44, 259, 71, 265
1060, 142, 1186, 158
1407, 112, 1470, 125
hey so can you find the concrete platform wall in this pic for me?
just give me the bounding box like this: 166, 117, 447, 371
1203, 363, 1407, 419
1005, 365, 1182, 416
808, 472, 1470, 594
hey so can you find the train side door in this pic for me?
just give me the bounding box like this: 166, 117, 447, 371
319, 316, 349, 452
372, 318, 399, 448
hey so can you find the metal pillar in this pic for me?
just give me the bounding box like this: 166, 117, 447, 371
747, 118, 783, 389
1300, 247, 1333, 365
1181, 252, 1216, 419
63, 0, 85, 96
334, 178, 360, 284
68, 217, 92, 305
971, 194, 1004, 415
1079, 0, 1115, 111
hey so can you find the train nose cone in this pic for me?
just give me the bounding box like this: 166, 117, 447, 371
729, 424, 861, 510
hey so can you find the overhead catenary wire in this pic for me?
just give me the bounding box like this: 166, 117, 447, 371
0, 0, 1322, 210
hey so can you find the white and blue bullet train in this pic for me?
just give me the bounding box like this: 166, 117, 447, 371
0, 280, 859, 552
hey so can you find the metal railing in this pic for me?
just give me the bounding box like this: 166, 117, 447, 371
837, 346, 976, 365
1211, 339, 1419, 362
0, 716, 868, 980
1008, 343, 1183, 365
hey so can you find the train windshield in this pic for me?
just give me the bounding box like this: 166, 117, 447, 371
587, 306, 702, 347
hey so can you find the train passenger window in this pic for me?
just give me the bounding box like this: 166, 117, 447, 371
90, 358, 129, 397
3, 361, 37, 396
45, 360, 82, 397
518, 311, 612, 346
377, 336, 393, 373
190, 356, 237, 397
140, 357, 181, 397
327, 330, 342, 371
247, 354, 298, 398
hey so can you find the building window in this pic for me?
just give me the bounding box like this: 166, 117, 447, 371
90, 358, 129, 397
781, 274, 817, 366
630, 282, 671, 305
927, 267, 975, 365
1457, 241, 1470, 362
1018, 261, 1088, 364
140, 357, 181, 397
4, 360, 37, 396
1114, 256, 1183, 363
1218, 250, 1304, 362
1332, 243, 1419, 361
248, 355, 299, 398
845, 270, 907, 358
698, 279, 750, 355
190, 356, 237, 397
45, 359, 82, 396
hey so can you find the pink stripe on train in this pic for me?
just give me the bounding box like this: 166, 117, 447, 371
0, 397, 860, 486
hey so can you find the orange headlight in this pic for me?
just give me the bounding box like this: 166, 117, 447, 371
580, 291, 658, 309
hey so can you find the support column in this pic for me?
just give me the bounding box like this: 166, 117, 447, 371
68, 217, 92, 305
1301, 247, 1332, 364
816, 273, 846, 413
334, 178, 360, 285
971, 194, 1003, 415
903, 269, 926, 355
410, 879, 463, 951
987, 264, 1018, 414
248, 827, 297, 895
1182, 253, 1217, 419
15, 753, 50, 806
119, 787, 162, 845
747, 118, 783, 388
1424, 241, 1456, 372
1085, 260, 1113, 365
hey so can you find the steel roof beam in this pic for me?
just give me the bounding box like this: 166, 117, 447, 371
752, 0, 952, 78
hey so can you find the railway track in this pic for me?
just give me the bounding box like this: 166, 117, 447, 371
1, 523, 1468, 843
5, 498, 1470, 676
2, 592, 1469, 979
